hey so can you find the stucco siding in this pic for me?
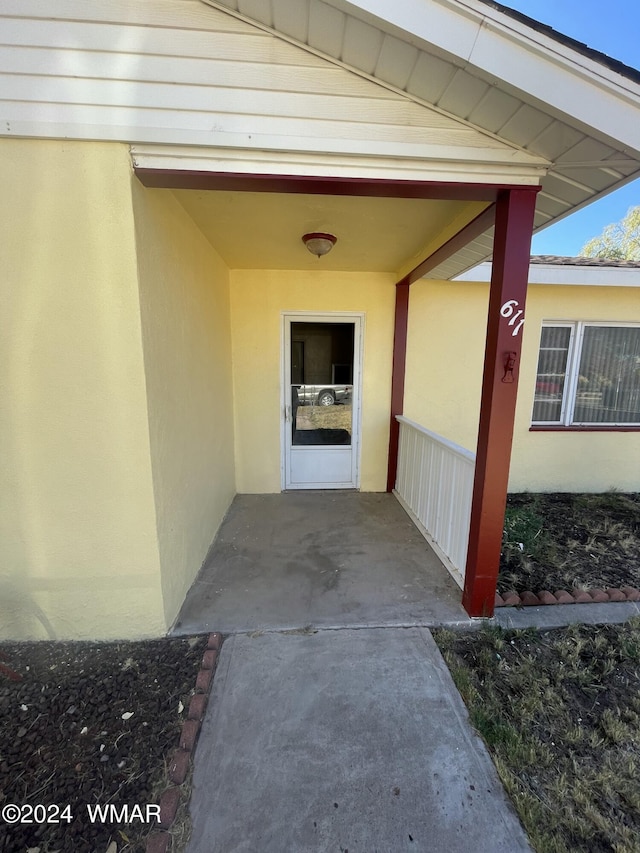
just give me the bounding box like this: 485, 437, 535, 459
0, 139, 165, 640
404, 279, 487, 453
132, 184, 236, 628
404, 278, 640, 493
230, 270, 395, 493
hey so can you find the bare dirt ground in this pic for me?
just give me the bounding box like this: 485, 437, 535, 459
0, 636, 206, 853
499, 493, 640, 595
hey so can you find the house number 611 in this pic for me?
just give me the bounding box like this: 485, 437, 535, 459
500, 299, 525, 336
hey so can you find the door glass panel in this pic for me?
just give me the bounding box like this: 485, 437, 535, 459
291, 322, 354, 446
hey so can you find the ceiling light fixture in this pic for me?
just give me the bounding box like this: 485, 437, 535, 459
302, 232, 337, 258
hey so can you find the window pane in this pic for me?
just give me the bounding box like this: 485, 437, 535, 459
573, 326, 640, 423
532, 326, 571, 422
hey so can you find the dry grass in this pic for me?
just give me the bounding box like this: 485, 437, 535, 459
295, 403, 352, 433
434, 621, 640, 853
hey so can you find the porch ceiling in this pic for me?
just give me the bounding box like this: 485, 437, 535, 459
173, 188, 483, 272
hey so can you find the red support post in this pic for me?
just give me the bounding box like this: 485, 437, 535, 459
386, 279, 411, 492
462, 187, 538, 617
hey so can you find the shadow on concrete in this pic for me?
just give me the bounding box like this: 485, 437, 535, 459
172, 492, 471, 635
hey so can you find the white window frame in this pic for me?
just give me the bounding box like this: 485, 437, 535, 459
532, 321, 640, 428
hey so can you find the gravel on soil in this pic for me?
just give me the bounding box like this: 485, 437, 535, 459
0, 635, 207, 853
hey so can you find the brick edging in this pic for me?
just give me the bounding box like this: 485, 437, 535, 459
146, 632, 223, 853
495, 586, 640, 608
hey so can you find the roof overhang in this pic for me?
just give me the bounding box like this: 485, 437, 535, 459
202, 0, 640, 278
6, 0, 637, 277
314, 0, 640, 151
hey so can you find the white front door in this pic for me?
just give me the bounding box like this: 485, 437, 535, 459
282, 313, 363, 489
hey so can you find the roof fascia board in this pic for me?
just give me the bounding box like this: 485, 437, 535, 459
326, 0, 640, 153
469, 17, 640, 152
454, 260, 640, 286
131, 144, 545, 185
322, 0, 482, 57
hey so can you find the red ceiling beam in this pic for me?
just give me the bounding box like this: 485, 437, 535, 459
402, 203, 496, 284
462, 187, 539, 618
134, 168, 530, 202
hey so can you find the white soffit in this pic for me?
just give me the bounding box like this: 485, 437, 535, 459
454, 260, 640, 287
206, 0, 640, 278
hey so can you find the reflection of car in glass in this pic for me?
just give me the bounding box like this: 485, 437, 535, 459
535, 374, 564, 398
294, 384, 352, 406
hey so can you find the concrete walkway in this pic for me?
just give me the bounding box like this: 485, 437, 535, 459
179, 493, 532, 852
187, 627, 531, 853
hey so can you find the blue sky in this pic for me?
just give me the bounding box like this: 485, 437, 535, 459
501, 0, 640, 255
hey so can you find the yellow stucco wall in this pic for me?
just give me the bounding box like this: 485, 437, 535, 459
230, 270, 396, 492
132, 185, 236, 628
404, 279, 640, 493
511, 284, 640, 492
404, 279, 488, 452
0, 139, 165, 640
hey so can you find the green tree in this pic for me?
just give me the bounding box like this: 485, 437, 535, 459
581, 205, 640, 260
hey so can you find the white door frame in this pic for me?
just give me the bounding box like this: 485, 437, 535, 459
281, 312, 364, 490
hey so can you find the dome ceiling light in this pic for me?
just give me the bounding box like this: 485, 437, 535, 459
302, 232, 337, 258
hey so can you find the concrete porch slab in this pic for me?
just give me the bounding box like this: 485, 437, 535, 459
172, 492, 471, 635
186, 627, 531, 853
